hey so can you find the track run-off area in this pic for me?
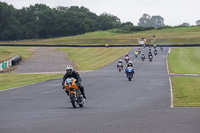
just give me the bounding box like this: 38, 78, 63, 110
1, 47, 200, 133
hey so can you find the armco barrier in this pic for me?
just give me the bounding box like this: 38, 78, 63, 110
0, 55, 22, 71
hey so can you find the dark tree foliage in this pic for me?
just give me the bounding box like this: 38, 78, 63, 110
0, 2, 121, 40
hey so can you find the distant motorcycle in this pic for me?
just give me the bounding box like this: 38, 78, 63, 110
160, 46, 163, 51
125, 56, 129, 63
135, 52, 138, 58
141, 55, 145, 61
154, 50, 157, 56
138, 48, 141, 54
126, 67, 134, 81
64, 78, 85, 108
149, 55, 153, 62
117, 63, 123, 72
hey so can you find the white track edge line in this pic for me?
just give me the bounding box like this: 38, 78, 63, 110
166, 48, 173, 107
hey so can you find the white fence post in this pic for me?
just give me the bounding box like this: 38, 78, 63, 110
0, 63, 2, 71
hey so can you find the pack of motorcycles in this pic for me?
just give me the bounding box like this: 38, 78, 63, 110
65, 46, 163, 108
117, 46, 163, 81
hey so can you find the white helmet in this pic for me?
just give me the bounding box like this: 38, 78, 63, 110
119, 59, 122, 62
66, 65, 73, 74
128, 61, 132, 64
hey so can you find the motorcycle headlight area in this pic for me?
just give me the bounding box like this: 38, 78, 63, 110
66, 79, 73, 85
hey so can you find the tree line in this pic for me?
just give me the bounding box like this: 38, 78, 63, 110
0, 2, 121, 41
1, 2, 199, 41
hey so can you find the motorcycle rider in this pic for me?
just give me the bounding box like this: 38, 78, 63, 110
138, 48, 141, 54
154, 49, 157, 55
141, 53, 145, 60
134, 50, 138, 57
149, 46, 152, 51
124, 53, 129, 63
125, 61, 135, 74
117, 59, 123, 69
125, 54, 129, 59
148, 51, 153, 59
160, 45, 163, 51
62, 65, 86, 99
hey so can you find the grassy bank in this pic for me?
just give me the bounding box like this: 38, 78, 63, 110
1, 26, 200, 45
168, 47, 200, 107
171, 77, 200, 107
57, 47, 132, 70
0, 47, 33, 62
0, 74, 63, 91
168, 47, 200, 74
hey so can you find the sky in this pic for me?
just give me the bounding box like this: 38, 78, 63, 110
2, 0, 200, 26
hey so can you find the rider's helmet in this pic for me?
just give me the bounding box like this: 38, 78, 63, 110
142, 53, 144, 55
66, 65, 73, 75
119, 59, 122, 62
125, 53, 129, 56
128, 61, 132, 64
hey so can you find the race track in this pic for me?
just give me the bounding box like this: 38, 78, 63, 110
1, 47, 200, 133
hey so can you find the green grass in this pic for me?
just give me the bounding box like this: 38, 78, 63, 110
56, 47, 132, 70
171, 77, 200, 107
1, 26, 200, 45
0, 73, 63, 91
0, 47, 33, 62
168, 47, 200, 74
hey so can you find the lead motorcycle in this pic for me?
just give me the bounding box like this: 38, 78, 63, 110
126, 67, 134, 81
64, 78, 85, 108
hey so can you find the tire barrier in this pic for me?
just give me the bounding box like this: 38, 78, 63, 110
0, 55, 22, 71
12, 56, 22, 66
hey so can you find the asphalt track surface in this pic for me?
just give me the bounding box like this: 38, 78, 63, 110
1, 47, 200, 133
11, 47, 74, 73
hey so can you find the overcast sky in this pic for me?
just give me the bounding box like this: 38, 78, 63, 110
2, 0, 200, 26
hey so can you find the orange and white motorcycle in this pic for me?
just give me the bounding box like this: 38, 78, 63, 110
64, 78, 85, 108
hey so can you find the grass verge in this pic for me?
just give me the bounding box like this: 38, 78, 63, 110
1, 26, 200, 45
171, 77, 200, 107
168, 47, 200, 74
0, 47, 34, 62
0, 74, 63, 91
56, 47, 132, 70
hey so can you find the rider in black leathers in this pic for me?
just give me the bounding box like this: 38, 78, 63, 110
62, 65, 86, 99
148, 51, 153, 59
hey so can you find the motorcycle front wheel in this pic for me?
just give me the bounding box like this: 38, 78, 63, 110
70, 93, 77, 108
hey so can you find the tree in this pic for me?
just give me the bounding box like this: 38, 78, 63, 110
121, 22, 134, 27
138, 14, 164, 28
196, 20, 200, 25
138, 14, 151, 27
96, 13, 121, 30
151, 15, 165, 28
179, 23, 190, 27
0, 2, 22, 40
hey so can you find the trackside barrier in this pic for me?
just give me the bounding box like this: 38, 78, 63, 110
0, 55, 22, 72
